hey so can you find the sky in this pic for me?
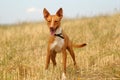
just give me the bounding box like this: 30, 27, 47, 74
0, 0, 120, 24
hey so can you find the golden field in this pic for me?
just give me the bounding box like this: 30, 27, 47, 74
0, 14, 120, 80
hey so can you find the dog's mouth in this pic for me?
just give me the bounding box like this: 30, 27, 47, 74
50, 28, 56, 35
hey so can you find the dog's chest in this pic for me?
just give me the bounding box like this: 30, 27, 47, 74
50, 37, 64, 52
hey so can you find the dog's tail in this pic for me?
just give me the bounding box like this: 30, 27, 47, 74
72, 43, 87, 48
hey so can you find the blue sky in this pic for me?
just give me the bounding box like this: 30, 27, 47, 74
0, 0, 120, 24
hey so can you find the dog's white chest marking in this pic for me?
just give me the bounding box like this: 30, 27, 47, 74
51, 36, 64, 52
50, 27, 64, 52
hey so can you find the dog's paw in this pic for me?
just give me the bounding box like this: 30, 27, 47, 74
62, 72, 66, 80
74, 65, 80, 73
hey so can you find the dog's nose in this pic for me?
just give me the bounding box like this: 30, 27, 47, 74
50, 27, 54, 31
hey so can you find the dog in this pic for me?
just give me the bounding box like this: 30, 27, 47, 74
43, 8, 86, 80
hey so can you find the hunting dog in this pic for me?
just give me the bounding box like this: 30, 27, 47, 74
43, 8, 86, 80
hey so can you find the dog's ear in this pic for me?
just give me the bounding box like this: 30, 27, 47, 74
56, 8, 63, 19
43, 8, 50, 19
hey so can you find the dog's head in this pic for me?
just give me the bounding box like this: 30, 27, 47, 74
43, 8, 63, 35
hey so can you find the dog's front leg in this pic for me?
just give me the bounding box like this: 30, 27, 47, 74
62, 49, 67, 80
45, 47, 51, 70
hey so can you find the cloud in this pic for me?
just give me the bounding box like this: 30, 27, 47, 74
26, 7, 38, 13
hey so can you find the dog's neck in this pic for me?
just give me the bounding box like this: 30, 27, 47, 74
55, 27, 62, 34
54, 27, 64, 39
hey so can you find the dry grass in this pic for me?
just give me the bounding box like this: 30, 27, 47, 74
0, 14, 120, 80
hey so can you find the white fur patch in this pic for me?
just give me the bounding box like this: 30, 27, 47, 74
50, 27, 64, 52
62, 72, 66, 80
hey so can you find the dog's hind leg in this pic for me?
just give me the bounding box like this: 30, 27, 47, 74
67, 44, 78, 69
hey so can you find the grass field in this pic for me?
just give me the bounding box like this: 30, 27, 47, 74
0, 13, 120, 80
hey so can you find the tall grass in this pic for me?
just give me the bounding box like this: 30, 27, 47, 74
0, 14, 120, 80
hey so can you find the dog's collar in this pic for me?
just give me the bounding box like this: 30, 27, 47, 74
54, 33, 64, 39
54, 27, 64, 39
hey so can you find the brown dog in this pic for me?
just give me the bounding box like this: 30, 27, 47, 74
43, 8, 86, 80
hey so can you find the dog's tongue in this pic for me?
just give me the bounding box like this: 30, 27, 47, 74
50, 30, 55, 35
50, 31, 55, 35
